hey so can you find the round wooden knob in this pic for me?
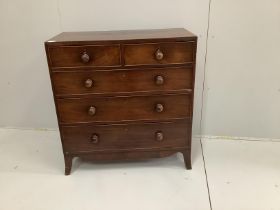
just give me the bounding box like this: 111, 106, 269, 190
88, 106, 96, 116
155, 103, 164, 113
81, 51, 90, 63
155, 131, 164, 141
155, 49, 164, 60
90, 133, 99, 144
84, 79, 93, 88
155, 75, 164, 85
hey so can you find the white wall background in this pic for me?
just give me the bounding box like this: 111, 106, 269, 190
0, 0, 279, 139
202, 0, 280, 139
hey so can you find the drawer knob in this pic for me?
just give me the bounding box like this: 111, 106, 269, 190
155, 49, 164, 60
88, 106, 96, 116
90, 133, 99, 144
155, 75, 164, 85
155, 103, 164, 113
155, 131, 164, 141
84, 79, 94, 88
81, 51, 90, 63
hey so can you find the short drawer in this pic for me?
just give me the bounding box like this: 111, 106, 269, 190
48, 45, 121, 68
56, 94, 192, 124
61, 121, 191, 153
124, 42, 194, 66
52, 67, 193, 96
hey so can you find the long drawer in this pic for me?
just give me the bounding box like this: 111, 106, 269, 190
56, 94, 192, 124
52, 67, 193, 96
61, 121, 191, 153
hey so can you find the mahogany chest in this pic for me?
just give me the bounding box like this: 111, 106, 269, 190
45, 28, 197, 175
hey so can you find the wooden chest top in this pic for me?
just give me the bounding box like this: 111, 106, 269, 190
46, 28, 196, 44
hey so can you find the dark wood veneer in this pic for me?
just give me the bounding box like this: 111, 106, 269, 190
45, 28, 197, 175
52, 67, 193, 97
124, 42, 194, 66
48, 45, 121, 68
56, 94, 191, 124
61, 121, 191, 153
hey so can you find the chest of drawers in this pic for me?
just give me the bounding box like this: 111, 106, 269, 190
45, 28, 197, 175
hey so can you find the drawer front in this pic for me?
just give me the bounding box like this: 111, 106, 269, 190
61, 121, 191, 152
124, 42, 194, 66
48, 45, 121, 68
57, 94, 191, 124
52, 67, 193, 96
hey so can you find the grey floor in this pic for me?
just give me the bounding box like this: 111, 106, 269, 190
0, 128, 280, 210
